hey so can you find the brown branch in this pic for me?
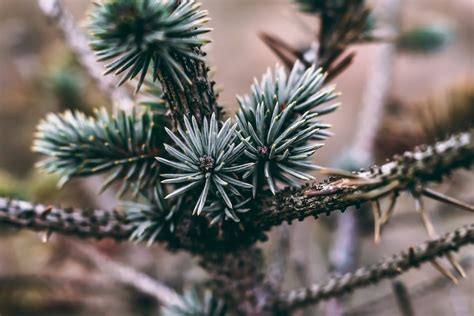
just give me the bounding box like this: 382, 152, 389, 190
0, 132, 472, 251
347, 256, 474, 316
261, 0, 372, 81
38, 0, 134, 112
251, 132, 473, 232
324, 1, 400, 312
391, 281, 415, 316
157, 51, 223, 128
0, 198, 133, 240
344, 256, 474, 316
66, 239, 182, 306
200, 246, 283, 315
279, 223, 474, 311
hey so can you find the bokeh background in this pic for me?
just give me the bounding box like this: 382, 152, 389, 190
0, 0, 473, 315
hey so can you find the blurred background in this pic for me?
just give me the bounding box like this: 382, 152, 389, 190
0, 0, 473, 315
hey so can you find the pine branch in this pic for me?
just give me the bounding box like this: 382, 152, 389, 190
87, 0, 222, 126
347, 256, 474, 316
251, 131, 473, 232
1, 132, 472, 250
33, 108, 166, 196
279, 223, 474, 311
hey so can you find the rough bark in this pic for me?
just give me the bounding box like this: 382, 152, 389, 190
1, 132, 472, 251
279, 223, 474, 310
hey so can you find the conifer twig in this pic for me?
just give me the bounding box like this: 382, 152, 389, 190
66, 239, 182, 306
347, 256, 473, 315
279, 223, 474, 311
252, 132, 473, 232
0, 132, 472, 249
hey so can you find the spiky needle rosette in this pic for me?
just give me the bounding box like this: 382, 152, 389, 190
88, 0, 211, 92
123, 184, 180, 245
157, 114, 253, 215
33, 108, 165, 196
162, 288, 226, 316
204, 198, 251, 225
237, 62, 339, 195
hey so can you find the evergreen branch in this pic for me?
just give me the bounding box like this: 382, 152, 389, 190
33, 108, 165, 196
88, 0, 211, 92
0, 198, 133, 240
123, 184, 179, 245
1, 132, 472, 251
158, 114, 253, 217
251, 131, 473, 231
279, 223, 474, 310
88, 0, 222, 126
324, 2, 400, 313
261, 0, 374, 81
313, 0, 374, 74
38, 0, 134, 111
161, 288, 226, 316
237, 62, 339, 195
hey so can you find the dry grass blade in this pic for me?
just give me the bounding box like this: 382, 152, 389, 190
422, 187, 474, 213
430, 259, 458, 284
372, 199, 382, 244
380, 192, 398, 225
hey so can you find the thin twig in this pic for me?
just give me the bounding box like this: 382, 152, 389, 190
266, 223, 290, 291
279, 223, 474, 311
391, 281, 415, 316
0, 132, 472, 250
422, 187, 474, 213
66, 239, 182, 306
38, 0, 134, 112
254, 131, 473, 234
347, 256, 474, 316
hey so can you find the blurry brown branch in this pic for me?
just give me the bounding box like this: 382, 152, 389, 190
1, 132, 472, 250
0, 273, 108, 295
261, 0, 373, 81
279, 223, 474, 311
37, 0, 134, 112
375, 81, 474, 160
325, 1, 400, 314
0, 272, 111, 315
347, 0, 400, 167
391, 281, 414, 316
66, 239, 182, 306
